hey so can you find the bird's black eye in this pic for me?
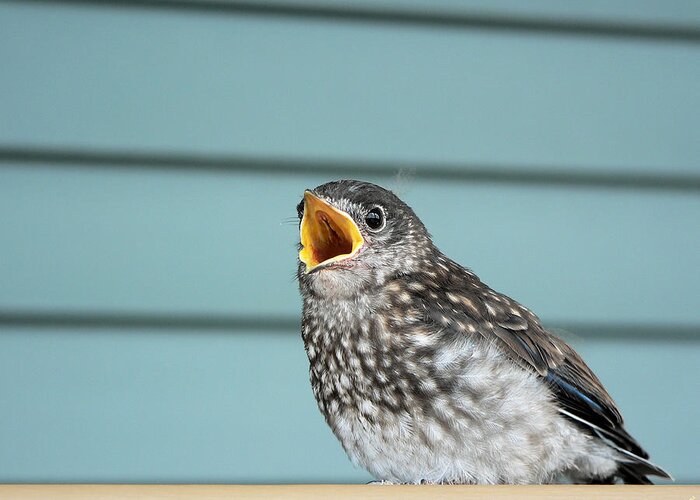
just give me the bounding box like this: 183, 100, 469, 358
365, 206, 385, 231
296, 200, 304, 219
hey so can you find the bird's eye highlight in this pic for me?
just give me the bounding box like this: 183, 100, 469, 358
296, 200, 304, 219
365, 206, 385, 231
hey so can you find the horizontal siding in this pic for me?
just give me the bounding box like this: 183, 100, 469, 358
0, 328, 366, 483
1, 165, 699, 326
0, 329, 696, 482
230, 0, 700, 26
1, 2, 700, 174
17, 0, 700, 35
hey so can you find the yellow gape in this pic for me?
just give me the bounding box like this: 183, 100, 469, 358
299, 191, 364, 273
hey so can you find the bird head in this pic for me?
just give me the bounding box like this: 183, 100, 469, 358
296, 180, 432, 298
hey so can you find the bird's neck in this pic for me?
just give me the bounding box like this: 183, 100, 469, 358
301, 293, 374, 342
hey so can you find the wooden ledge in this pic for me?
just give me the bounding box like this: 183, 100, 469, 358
0, 484, 695, 499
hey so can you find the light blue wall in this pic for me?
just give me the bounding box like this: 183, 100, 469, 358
1, 0, 698, 483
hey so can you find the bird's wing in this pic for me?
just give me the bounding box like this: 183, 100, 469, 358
429, 278, 651, 461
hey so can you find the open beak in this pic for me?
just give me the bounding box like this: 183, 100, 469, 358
299, 191, 364, 273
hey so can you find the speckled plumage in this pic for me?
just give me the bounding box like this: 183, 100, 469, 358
296, 180, 670, 484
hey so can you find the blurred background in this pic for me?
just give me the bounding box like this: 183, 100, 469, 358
1, 0, 699, 484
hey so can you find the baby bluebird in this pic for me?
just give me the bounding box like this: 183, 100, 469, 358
296, 179, 670, 484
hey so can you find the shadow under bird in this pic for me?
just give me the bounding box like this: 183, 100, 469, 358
296, 180, 671, 485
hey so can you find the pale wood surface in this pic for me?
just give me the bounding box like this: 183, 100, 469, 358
0, 485, 696, 499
